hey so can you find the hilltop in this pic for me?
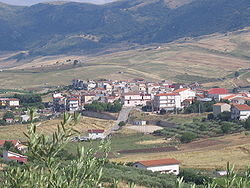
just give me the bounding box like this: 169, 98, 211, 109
0, 0, 249, 56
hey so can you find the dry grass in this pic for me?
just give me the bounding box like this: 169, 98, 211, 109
136, 138, 169, 145
0, 117, 114, 140
112, 133, 250, 169
0, 28, 249, 89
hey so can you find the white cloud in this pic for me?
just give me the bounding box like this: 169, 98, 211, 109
0, 0, 118, 6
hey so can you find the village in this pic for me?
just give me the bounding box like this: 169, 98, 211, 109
0, 78, 250, 177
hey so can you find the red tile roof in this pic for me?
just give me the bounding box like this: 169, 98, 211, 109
208, 88, 229, 95
137, 158, 180, 167
213, 103, 229, 106
8, 156, 27, 163
174, 88, 189, 93
233, 104, 250, 111
88, 129, 104, 133
222, 94, 238, 100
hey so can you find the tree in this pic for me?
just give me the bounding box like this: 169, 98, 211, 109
207, 113, 214, 120
234, 71, 240, 78
3, 111, 14, 121
118, 121, 126, 127
160, 108, 167, 115
3, 109, 110, 187
221, 122, 232, 134
217, 111, 231, 121
244, 116, 250, 130
180, 132, 197, 143
3, 141, 15, 151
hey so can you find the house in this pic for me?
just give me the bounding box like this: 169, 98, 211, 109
0, 98, 20, 108
133, 158, 180, 175
67, 97, 79, 112
231, 104, 250, 120
7, 98, 20, 107
20, 115, 30, 122
231, 97, 250, 105
5, 118, 14, 124
213, 103, 231, 117
122, 93, 151, 107
174, 88, 196, 103
153, 93, 181, 111
82, 93, 96, 104
206, 88, 230, 101
133, 120, 147, 126
0, 140, 27, 151
2, 151, 27, 164
88, 129, 105, 140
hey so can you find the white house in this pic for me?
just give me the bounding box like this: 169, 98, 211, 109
231, 104, 250, 120
174, 88, 196, 103
67, 97, 79, 112
213, 103, 231, 117
122, 93, 151, 107
7, 98, 20, 107
88, 129, 106, 140
20, 115, 30, 122
2, 151, 27, 164
153, 93, 181, 111
133, 158, 180, 175
133, 120, 147, 126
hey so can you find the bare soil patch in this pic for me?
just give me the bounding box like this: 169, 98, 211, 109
181, 139, 225, 150
118, 146, 178, 154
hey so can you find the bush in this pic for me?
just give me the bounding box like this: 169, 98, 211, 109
180, 132, 197, 143
244, 117, 250, 130
85, 100, 122, 113
3, 111, 15, 121
118, 121, 126, 127
160, 108, 167, 115
179, 169, 212, 185
217, 111, 231, 121
207, 113, 214, 120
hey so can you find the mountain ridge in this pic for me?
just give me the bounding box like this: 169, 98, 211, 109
0, 0, 249, 56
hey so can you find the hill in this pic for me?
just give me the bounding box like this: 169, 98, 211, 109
0, 27, 249, 89
0, 0, 249, 56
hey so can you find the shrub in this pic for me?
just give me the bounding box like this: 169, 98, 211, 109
244, 117, 250, 130
3, 111, 14, 121
180, 132, 197, 143
217, 111, 231, 121
118, 121, 126, 127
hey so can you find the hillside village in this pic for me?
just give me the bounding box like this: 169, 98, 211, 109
0, 78, 250, 178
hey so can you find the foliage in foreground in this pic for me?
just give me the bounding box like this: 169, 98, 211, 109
3, 109, 109, 188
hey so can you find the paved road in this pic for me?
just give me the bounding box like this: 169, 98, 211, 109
106, 106, 133, 135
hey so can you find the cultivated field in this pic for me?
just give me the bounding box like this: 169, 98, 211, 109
0, 116, 114, 140
0, 28, 249, 89
112, 132, 250, 169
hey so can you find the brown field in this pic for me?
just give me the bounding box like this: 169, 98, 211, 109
112, 132, 250, 169
0, 28, 249, 89
0, 117, 114, 140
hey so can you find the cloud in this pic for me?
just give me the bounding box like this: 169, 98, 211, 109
0, 0, 118, 6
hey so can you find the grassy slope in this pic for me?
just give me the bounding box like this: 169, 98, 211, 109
0, 116, 114, 140
0, 28, 249, 89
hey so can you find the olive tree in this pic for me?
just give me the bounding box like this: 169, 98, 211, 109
3, 109, 109, 188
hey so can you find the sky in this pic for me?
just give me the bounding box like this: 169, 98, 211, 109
0, 0, 118, 6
